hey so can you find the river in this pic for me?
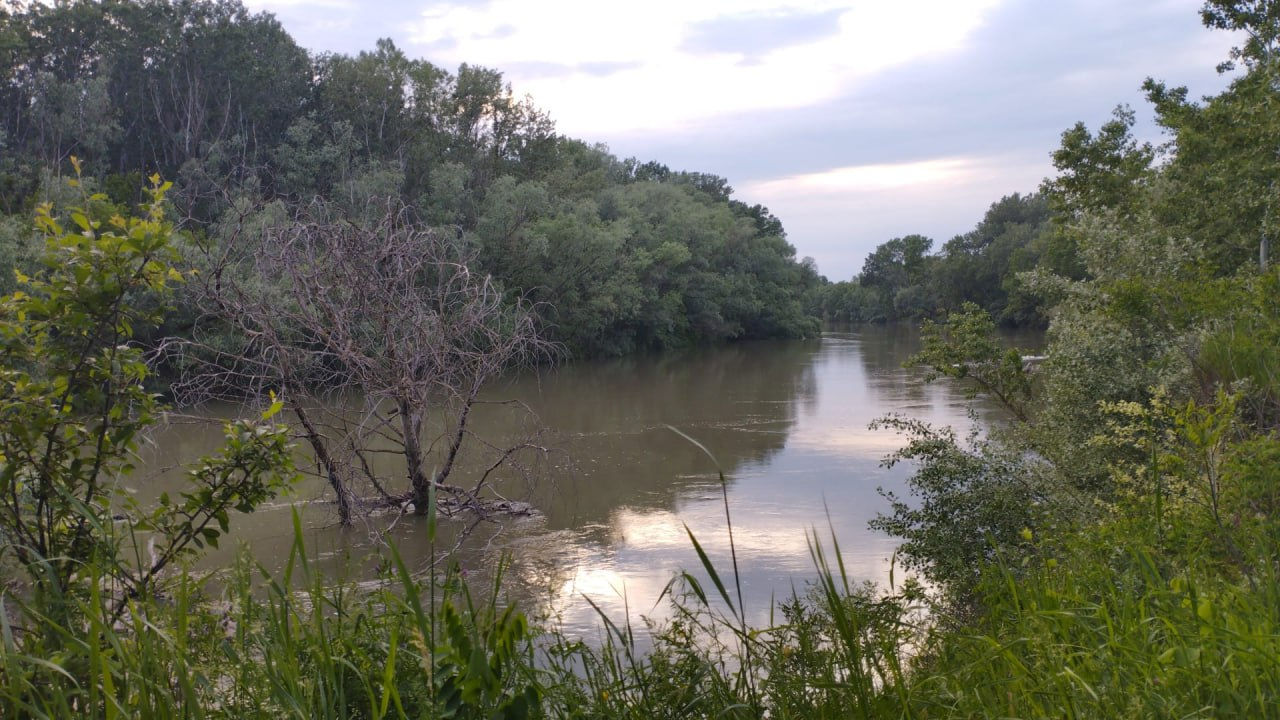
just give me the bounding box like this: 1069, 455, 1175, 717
135, 324, 1029, 637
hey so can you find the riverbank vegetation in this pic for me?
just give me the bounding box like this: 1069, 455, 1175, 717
3, 0, 1280, 718
808, 191, 1069, 326
0, 0, 820, 359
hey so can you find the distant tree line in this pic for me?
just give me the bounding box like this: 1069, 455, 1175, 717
807, 192, 1086, 327
812, 11, 1280, 329
0, 0, 821, 359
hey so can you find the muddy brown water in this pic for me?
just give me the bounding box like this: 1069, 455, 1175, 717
133, 325, 1034, 636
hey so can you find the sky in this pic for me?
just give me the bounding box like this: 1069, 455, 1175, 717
244, 0, 1241, 280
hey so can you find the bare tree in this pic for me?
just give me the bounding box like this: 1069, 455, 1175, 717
176, 199, 556, 525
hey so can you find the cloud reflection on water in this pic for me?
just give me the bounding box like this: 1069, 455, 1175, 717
492, 326, 1005, 634
140, 326, 1014, 638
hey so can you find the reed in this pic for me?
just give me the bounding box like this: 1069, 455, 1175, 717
2, 486, 1278, 718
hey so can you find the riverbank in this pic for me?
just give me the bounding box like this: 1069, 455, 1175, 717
7, 482, 1277, 719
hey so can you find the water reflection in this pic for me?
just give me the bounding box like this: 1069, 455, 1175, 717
136, 327, 1011, 636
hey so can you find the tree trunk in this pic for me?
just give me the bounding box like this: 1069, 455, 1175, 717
400, 399, 432, 515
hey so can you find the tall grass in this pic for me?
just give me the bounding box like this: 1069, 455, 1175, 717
2, 489, 1279, 718
0, 487, 541, 719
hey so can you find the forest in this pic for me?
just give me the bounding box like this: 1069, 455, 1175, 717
0, 0, 822, 359
2, 0, 1280, 718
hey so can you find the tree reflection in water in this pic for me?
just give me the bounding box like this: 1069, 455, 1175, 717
135, 329, 1019, 636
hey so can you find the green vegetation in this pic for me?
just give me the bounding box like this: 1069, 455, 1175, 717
0, 0, 818, 359
809, 191, 1064, 326
0, 170, 295, 619
3, 0, 1280, 718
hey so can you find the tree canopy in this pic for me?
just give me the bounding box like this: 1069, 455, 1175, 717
810, 192, 1057, 326
0, 0, 820, 359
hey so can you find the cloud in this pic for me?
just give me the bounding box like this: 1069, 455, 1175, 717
502, 60, 643, 80
408, 0, 1004, 138
246, 0, 353, 7
745, 158, 976, 196
740, 154, 1051, 279
680, 8, 845, 59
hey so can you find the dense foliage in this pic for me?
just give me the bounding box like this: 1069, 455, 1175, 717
809, 191, 1068, 326
0, 0, 820, 359
0, 171, 295, 640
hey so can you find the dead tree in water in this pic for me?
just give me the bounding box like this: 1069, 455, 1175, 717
177, 199, 555, 525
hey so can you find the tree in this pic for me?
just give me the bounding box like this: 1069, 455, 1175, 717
907, 303, 1034, 422
1201, 0, 1280, 71
0, 0, 312, 177
0, 168, 293, 620
184, 199, 554, 523
856, 234, 935, 320
0, 0, 823, 363
1142, 68, 1280, 273
1046, 106, 1155, 219
934, 193, 1054, 323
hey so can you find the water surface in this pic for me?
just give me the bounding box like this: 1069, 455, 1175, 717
137, 325, 1023, 635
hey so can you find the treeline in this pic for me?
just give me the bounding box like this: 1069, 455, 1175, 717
0, 0, 820, 358
814, 8, 1279, 332
809, 191, 1078, 325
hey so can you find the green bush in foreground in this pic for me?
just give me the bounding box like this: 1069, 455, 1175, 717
0, 164, 294, 616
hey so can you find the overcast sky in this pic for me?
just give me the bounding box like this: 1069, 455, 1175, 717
245, 0, 1239, 279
